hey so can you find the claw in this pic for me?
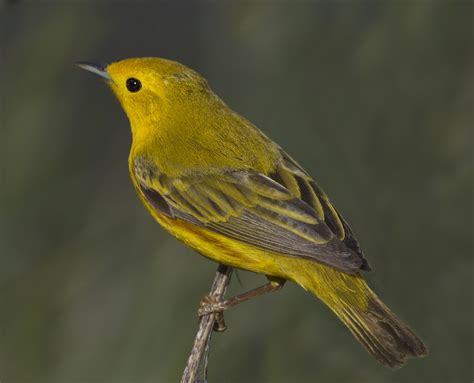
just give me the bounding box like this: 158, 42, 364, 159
213, 312, 227, 332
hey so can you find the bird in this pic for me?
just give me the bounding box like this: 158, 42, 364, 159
78, 57, 428, 369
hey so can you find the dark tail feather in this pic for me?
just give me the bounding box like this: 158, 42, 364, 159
298, 264, 428, 368
337, 292, 428, 368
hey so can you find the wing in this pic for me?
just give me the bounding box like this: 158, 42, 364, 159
133, 152, 369, 274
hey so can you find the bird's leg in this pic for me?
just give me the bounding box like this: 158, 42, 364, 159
198, 277, 286, 331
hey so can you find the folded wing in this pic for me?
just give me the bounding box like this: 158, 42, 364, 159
133, 151, 369, 274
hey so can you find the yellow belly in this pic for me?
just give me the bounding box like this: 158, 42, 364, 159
157, 212, 292, 277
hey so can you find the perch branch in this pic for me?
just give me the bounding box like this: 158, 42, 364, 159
181, 264, 233, 383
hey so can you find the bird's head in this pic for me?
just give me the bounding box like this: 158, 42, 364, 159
77, 57, 212, 140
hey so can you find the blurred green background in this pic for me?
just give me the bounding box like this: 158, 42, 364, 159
1, 1, 472, 382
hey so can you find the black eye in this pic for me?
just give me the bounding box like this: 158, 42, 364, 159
126, 78, 141, 92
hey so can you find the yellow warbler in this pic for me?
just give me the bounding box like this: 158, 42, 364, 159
78, 58, 427, 368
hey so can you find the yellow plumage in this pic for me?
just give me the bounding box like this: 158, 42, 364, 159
80, 57, 427, 368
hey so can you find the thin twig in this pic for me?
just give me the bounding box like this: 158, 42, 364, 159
181, 264, 233, 383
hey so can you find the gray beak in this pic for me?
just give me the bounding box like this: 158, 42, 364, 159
76, 62, 111, 81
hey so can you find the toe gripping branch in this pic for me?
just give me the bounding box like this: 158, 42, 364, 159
198, 277, 286, 332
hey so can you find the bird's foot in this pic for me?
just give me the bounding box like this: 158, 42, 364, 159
198, 295, 228, 316
198, 295, 228, 332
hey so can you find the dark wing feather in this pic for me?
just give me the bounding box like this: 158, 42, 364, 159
274, 151, 370, 270
134, 154, 368, 274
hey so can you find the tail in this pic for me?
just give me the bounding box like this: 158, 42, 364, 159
292, 263, 428, 368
